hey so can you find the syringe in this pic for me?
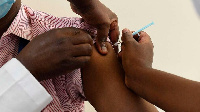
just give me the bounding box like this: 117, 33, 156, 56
114, 21, 154, 46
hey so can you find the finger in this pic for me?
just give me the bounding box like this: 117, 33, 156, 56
96, 26, 110, 55
73, 56, 91, 68
110, 28, 120, 53
121, 28, 137, 44
109, 21, 120, 43
109, 21, 120, 53
72, 34, 93, 46
69, 56, 91, 70
72, 44, 92, 57
138, 31, 152, 44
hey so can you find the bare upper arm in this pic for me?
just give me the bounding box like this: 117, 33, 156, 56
81, 42, 158, 112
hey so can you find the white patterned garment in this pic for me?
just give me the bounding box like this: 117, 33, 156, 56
0, 5, 97, 112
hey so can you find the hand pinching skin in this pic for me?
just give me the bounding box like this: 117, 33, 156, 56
118, 28, 154, 85
17, 27, 93, 81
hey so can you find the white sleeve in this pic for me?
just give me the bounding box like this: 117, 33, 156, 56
0, 58, 52, 112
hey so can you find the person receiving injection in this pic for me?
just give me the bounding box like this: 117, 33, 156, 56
0, 0, 119, 111
119, 28, 200, 111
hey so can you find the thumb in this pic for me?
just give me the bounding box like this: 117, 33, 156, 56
138, 32, 152, 44
96, 26, 110, 55
121, 28, 137, 44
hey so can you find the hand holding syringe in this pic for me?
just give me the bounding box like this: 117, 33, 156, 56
114, 21, 154, 46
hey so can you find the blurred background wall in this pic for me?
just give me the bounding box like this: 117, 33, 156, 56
21, 0, 200, 111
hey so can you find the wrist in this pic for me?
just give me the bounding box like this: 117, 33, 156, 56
124, 61, 152, 74
125, 65, 153, 79
16, 56, 41, 80
125, 66, 154, 90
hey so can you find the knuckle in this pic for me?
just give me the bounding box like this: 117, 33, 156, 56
104, 22, 111, 28
140, 31, 148, 37
126, 41, 138, 47
73, 28, 81, 35
55, 37, 66, 46
65, 27, 81, 36
83, 44, 92, 55
127, 32, 132, 37
97, 35, 107, 43
112, 13, 118, 20
53, 29, 63, 37
83, 33, 93, 43
87, 35, 93, 43
113, 13, 118, 18
64, 27, 82, 36
98, 22, 110, 29
56, 37, 73, 47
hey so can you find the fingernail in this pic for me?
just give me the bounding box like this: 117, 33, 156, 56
101, 42, 107, 52
111, 22, 117, 31
123, 28, 129, 34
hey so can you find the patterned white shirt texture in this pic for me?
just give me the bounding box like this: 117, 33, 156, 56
0, 5, 97, 112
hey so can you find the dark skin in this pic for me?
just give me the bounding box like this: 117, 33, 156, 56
0, 0, 119, 80
0, 0, 93, 81
82, 42, 158, 112
119, 29, 200, 111
68, 0, 119, 54
0, 0, 21, 37
17, 27, 93, 81
1, 1, 157, 111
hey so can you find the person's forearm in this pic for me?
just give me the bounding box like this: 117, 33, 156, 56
127, 67, 200, 111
